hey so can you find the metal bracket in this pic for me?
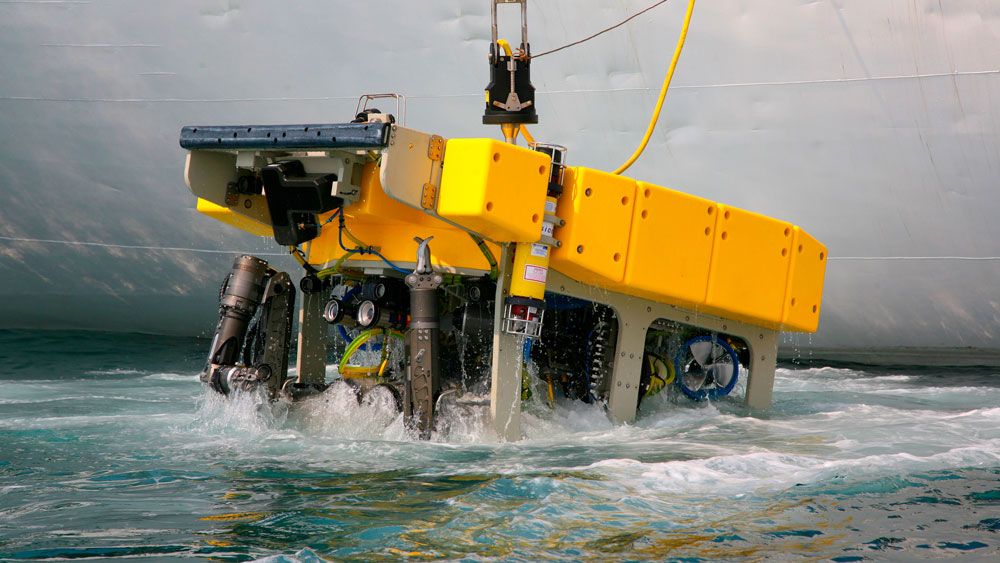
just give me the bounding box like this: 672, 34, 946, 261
421, 183, 438, 210
427, 135, 445, 161
543, 213, 564, 227
324, 151, 368, 203
224, 182, 240, 207
539, 235, 561, 248
421, 136, 445, 209
381, 127, 452, 220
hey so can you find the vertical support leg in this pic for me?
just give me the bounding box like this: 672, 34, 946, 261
606, 311, 649, 424
490, 244, 521, 441
404, 238, 443, 439
295, 289, 327, 386
745, 328, 779, 409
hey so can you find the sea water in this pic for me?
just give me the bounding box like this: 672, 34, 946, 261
1, 329, 998, 562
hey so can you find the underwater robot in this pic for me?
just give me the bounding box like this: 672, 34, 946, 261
181, 0, 826, 440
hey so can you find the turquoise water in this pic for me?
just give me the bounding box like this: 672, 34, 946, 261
1, 330, 999, 562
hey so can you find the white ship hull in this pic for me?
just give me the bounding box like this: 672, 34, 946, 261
1, 0, 998, 357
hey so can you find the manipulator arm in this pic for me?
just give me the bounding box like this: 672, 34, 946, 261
201, 255, 295, 398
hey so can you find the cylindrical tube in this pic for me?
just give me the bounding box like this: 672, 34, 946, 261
405, 270, 443, 438
208, 255, 269, 366
509, 195, 558, 301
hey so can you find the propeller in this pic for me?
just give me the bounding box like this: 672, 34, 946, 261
676, 335, 740, 400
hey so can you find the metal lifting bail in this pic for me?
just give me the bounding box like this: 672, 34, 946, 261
484, 0, 537, 124
491, 0, 527, 51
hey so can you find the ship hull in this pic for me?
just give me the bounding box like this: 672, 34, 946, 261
1, 0, 998, 356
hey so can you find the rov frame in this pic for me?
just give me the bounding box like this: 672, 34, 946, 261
180, 0, 826, 440
181, 115, 826, 440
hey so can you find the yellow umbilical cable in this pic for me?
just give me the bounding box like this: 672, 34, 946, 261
316, 252, 353, 280
613, 0, 695, 175
519, 125, 536, 146
497, 39, 514, 57
288, 245, 309, 267
469, 233, 499, 279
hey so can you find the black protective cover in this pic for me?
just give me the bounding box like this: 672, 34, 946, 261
179, 122, 391, 150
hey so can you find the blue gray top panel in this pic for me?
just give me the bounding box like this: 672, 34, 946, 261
179, 122, 391, 150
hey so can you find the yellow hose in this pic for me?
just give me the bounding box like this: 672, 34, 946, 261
520, 125, 536, 146
613, 0, 695, 175
497, 39, 514, 57
469, 233, 499, 279
341, 222, 369, 251
339, 329, 405, 379
288, 245, 309, 267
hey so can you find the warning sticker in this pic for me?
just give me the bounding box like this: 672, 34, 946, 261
545, 199, 557, 214
523, 264, 548, 284
530, 243, 549, 258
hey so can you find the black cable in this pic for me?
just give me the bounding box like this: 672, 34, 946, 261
531, 0, 671, 59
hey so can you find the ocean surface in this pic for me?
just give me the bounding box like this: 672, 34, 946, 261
1, 329, 999, 562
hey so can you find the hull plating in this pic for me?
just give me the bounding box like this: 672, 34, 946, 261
1, 0, 998, 353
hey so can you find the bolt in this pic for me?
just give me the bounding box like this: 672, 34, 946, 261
629, 353, 634, 359
617, 381, 621, 387
647, 306, 652, 313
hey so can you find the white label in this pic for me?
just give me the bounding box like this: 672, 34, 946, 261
523, 264, 548, 284
545, 199, 557, 213
530, 243, 549, 258
541, 223, 554, 237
